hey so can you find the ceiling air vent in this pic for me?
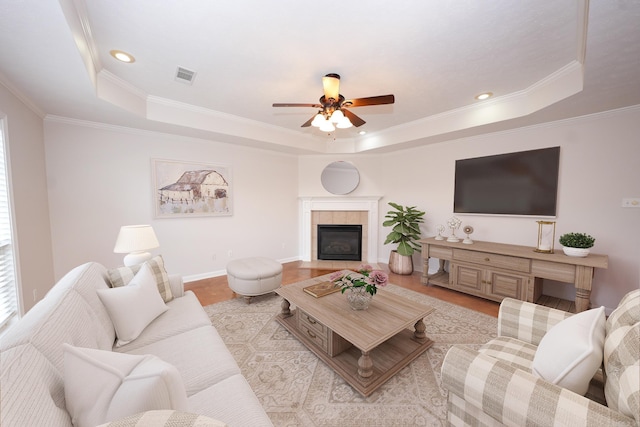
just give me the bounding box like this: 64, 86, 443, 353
175, 67, 196, 85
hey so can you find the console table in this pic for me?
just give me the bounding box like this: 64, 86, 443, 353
419, 237, 608, 313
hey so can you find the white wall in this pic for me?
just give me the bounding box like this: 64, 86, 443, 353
0, 84, 55, 313
299, 106, 640, 312
44, 120, 300, 281
21, 105, 639, 314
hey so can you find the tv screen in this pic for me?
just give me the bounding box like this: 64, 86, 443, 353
454, 147, 560, 216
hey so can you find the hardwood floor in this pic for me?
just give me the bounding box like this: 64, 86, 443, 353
185, 261, 499, 317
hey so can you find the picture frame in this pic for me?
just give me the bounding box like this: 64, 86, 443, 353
152, 158, 232, 218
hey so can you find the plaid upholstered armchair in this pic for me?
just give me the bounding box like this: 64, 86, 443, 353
441, 290, 639, 427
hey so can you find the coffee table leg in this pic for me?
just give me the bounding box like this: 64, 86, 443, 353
358, 351, 373, 378
413, 318, 426, 341
280, 298, 291, 317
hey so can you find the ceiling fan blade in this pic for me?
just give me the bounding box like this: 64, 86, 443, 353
342, 109, 366, 127
322, 73, 340, 101
301, 115, 316, 127
344, 94, 395, 107
273, 103, 322, 108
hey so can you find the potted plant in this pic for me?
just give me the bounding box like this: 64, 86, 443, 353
559, 232, 595, 257
383, 202, 425, 274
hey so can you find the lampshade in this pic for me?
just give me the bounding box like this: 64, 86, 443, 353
311, 112, 325, 127
330, 109, 344, 123
319, 119, 336, 132
336, 115, 353, 129
322, 74, 340, 100
114, 225, 160, 266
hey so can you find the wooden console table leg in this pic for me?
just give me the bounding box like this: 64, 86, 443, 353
574, 266, 594, 313
413, 319, 426, 341
357, 351, 373, 378
280, 298, 292, 317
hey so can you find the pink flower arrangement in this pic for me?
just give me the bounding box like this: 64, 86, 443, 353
330, 264, 389, 296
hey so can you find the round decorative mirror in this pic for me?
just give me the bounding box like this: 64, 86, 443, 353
321, 161, 360, 195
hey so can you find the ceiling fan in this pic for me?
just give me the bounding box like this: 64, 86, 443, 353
272, 73, 395, 131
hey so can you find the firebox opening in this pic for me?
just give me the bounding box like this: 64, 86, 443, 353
317, 224, 362, 261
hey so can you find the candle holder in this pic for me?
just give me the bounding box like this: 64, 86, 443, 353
446, 216, 462, 242
462, 225, 474, 244
534, 220, 556, 253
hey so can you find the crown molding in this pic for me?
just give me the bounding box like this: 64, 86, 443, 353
0, 72, 45, 118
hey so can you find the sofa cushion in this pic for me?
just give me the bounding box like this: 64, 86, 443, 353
532, 306, 606, 395
121, 325, 242, 396
188, 374, 274, 427
108, 255, 173, 302
63, 344, 189, 427
606, 289, 640, 335
0, 263, 116, 372
113, 291, 211, 352
0, 345, 71, 427
98, 263, 168, 347
96, 410, 227, 427
479, 336, 537, 372
604, 290, 640, 421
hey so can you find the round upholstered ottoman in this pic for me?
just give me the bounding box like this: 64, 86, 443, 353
226, 257, 282, 303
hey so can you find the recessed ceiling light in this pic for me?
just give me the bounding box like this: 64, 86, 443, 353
359, 130, 366, 135
110, 50, 135, 63
475, 92, 493, 100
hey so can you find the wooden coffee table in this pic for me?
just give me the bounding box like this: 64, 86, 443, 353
275, 278, 435, 396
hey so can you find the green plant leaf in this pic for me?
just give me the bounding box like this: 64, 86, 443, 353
397, 241, 414, 256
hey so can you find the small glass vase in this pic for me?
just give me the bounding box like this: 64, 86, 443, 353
346, 287, 372, 310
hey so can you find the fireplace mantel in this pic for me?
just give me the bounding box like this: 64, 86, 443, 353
299, 197, 381, 263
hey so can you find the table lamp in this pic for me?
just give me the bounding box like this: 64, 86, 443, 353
113, 225, 160, 266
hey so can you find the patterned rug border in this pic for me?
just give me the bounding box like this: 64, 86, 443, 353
204, 274, 498, 427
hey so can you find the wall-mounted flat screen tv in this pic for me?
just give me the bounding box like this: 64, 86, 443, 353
454, 147, 560, 217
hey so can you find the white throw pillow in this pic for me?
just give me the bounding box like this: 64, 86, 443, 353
63, 344, 189, 427
98, 263, 168, 346
532, 306, 606, 395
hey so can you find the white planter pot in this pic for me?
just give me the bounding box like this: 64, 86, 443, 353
562, 247, 590, 257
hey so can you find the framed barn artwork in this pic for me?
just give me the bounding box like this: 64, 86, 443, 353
152, 159, 232, 218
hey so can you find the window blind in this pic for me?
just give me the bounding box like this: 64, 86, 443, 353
0, 122, 17, 329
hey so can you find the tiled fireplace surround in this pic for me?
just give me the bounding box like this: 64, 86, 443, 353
299, 197, 380, 264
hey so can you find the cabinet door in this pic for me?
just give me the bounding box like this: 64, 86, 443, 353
484, 271, 529, 300
451, 263, 483, 292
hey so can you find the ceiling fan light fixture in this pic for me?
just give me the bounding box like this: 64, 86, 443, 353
319, 119, 336, 132
336, 116, 352, 129
311, 112, 325, 127
273, 73, 394, 132
330, 109, 344, 123
322, 74, 341, 101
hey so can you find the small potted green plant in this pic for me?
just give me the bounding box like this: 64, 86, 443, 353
558, 232, 595, 257
383, 202, 425, 274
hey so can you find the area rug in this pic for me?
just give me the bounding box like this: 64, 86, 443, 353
203, 275, 497, 427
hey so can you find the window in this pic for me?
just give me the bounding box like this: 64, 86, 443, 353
0, 120, 17, 329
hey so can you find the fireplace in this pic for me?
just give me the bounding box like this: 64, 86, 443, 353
317, 224, 362, 261
299, 197, 380, 263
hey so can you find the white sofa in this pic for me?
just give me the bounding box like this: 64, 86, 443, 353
0, 262, 273, 427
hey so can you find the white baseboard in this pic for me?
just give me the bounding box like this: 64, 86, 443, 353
183, 256, 301, 283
